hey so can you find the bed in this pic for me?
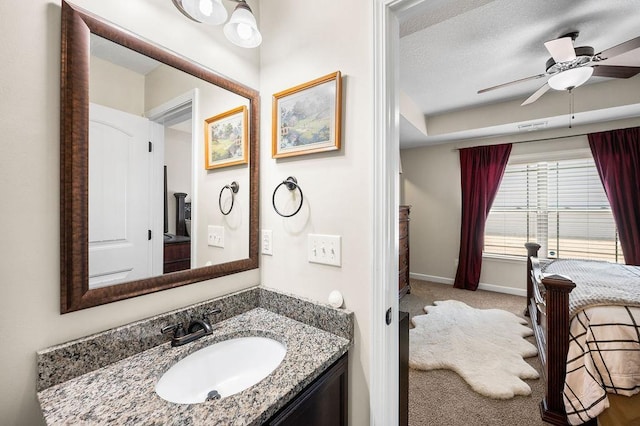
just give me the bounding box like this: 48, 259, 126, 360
524, 243, 640, 426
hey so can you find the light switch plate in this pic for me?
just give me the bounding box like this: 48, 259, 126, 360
308, 234, 341, 266
207, 225, 224, 248
262, 230, 273, 255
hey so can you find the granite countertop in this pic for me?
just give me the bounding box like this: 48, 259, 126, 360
37, 307, 350, 425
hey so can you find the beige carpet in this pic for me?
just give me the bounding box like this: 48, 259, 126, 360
400, 279, 547, 426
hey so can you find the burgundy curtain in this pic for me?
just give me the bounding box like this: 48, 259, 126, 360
453, 144, 512, 291
588, 127, 640, 266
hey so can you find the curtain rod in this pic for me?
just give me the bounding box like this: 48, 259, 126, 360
452, 125, 638, 151
452, 132, 590, 151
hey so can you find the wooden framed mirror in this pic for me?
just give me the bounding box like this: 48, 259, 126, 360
60, 1, 259, 313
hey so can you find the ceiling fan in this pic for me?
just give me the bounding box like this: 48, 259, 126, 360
478, 31, 640, 106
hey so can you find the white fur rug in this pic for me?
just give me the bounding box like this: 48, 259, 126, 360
409, 300, 539, 399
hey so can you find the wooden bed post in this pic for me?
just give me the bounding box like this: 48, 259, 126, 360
525, 243, 585, 425
540, 274, 576, 425
524, 243, 541, 317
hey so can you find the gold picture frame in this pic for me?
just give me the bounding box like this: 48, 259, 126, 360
204, 105, 248, 169
272, 71, 342, 159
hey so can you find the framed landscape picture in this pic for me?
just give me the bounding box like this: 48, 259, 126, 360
204, 105, 248, 169
272, 71, 342, 159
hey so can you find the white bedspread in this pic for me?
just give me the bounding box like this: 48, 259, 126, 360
563, 306, 640, 425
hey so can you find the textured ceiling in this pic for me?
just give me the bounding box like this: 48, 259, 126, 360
399, 0, 640, 120
399, 0, 494, 38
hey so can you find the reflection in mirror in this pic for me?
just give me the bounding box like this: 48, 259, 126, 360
88, 35, 250, 289
60, 1, 259, 312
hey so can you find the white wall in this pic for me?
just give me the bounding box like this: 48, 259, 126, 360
402, 117, 640, 295
0, 1, 260, 424
259, 0, 373, 423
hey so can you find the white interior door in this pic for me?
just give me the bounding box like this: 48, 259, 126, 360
88, 103, 153, 289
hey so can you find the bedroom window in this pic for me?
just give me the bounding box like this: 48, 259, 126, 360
484, 155, 624, 263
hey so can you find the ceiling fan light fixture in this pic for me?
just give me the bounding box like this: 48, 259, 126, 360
548, 67, 594, 91
223, 1, 262, 48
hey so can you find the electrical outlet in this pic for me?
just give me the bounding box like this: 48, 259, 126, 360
308, 234, 341, 267
207, 225, 224, 248
262, 230, 273, 255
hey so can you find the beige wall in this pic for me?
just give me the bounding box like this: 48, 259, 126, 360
401, 117, 640, 295
90, 55, 145, 115
0, 1, 260, 424
259, 0, 373, 423
165, 127, 192, 235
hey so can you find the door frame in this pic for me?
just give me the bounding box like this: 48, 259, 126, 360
371, 0, 427, 424
146, 89, 199, 266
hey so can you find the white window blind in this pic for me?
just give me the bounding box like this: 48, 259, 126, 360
485, 156, 624, 262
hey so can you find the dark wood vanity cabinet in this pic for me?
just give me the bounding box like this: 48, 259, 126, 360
399, 205, 411, 297
265, 352, 348, 426
163, 238, 191, 273
399, 311, 409, 426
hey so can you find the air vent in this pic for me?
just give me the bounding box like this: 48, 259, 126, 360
518, 121, 548, 132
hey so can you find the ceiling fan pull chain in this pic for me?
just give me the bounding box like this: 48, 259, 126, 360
569, 89, 574, 129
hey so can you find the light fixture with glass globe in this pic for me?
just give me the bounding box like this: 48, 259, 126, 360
547, 67, 594, 91
223, 1, 262, 48
171, 0, 261, 48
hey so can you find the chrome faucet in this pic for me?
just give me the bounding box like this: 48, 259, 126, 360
161, 308, 222, 347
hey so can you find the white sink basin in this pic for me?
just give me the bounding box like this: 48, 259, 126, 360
155, 336, 286, 404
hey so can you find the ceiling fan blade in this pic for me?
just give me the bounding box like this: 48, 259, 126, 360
477, 73, 547, 94
544, 37, 576, 63
596, 36, 640, 60
592, 65, 640, 78
521, 83, 550, 106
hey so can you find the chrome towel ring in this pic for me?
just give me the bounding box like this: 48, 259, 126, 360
272, 176, 304, 217
219, 181, 239, 215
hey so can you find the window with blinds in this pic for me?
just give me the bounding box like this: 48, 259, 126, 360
484, 156, 624, 263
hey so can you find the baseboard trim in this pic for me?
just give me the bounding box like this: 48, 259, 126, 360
410, 273, 453, 285
409, 273, 527, 297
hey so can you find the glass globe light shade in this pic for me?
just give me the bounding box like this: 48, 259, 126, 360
223, 3, 262, 48
547, 67, 594, 91
182, 0, 227, 25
